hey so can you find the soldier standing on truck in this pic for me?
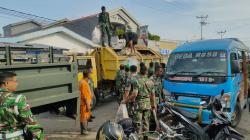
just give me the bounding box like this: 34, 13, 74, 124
115, 64, 125, 104
99, 6, 112, 47
0, 72, 45, 140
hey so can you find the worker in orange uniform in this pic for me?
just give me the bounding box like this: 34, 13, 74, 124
79, 70, 92, 135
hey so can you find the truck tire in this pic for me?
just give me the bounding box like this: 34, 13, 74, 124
231, 102, 242, 128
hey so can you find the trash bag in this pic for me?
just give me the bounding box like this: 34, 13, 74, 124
92, 26, 101, 44
128, 56, 139, 66
115, 104, 129, 122
119, 47, 131, 56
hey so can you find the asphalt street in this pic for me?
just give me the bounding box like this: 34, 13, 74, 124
36, 98, 250, 140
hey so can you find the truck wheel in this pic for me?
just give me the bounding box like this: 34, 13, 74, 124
231, 102, 242, 128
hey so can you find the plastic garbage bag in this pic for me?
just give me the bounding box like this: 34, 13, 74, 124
128, 56, 139, 66
92, 26, 101, 44
115, 103, 129, 122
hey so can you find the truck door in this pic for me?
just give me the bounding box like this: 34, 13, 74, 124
236, 50, 245, 104
77, 58, 92, 81
230, 51, 241, 104
242, 51, 249, 99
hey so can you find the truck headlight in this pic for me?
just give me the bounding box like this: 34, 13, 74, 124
221, 93, 231, 110
163, 89, 174, 101
163, 88, 171, 96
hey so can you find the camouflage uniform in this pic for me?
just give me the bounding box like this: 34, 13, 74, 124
88, 78, 95, 108
148, 67, 154, 77
124, 71, 130, 89
134, 75, 155, 133
125, 73, 138, 118
98, 12, 112, 47
153, 75, 163, 105
115, 70, 126, 103
161, 68, 167, 80
88, 78, 94, 90
0, 88, 44, 140
88, 78, 95, 96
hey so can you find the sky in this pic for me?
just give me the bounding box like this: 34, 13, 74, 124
1, 0, 250, 44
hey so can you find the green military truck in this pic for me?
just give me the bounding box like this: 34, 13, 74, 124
0, 43, 79, 118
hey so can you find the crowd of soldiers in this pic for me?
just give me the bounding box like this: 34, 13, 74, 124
115, 61, 166, 135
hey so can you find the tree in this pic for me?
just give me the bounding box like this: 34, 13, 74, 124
148, 32, 160, 41
115, 28, 125, 39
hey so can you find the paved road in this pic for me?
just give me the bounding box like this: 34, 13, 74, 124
236, 106, 250, 139
37, 97, 118, 140
37, 98, 250, 140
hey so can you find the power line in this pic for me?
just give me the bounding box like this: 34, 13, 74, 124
211, 17, 250, 24
163, 0, 186, 10
196, 15, 208, 40
228, 21, 250, 31
172, 1, 185, 6
133, 0, 194, 17
217, 30, 227, 39
0, 6, 57, 24
0, 14, 23, 21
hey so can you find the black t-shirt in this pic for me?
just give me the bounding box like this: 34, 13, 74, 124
125, 32, 138, 45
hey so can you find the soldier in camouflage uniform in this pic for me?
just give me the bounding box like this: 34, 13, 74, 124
123, 65, 156, 134
160, 63, 166, 79
0, 72, 44, 140
115, 65, 125, 104
153, 66, 164, 106
124, 65, 130, 88
98, 6, 112, 47
148, 69, 154, 80
148, 62, 154, 77
121, 65, 130, 101
122, 65, 138, 118
87, 68, 96, 121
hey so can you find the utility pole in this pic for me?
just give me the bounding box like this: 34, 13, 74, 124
196, 15, 208, 40
217, 30, 227, 39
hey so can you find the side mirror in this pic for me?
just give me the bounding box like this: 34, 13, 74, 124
231, 60, 240, 74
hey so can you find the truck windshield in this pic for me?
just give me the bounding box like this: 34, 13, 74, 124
166, 51, 227, 77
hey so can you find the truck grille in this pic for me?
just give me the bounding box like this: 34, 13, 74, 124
172, 92, 211, 104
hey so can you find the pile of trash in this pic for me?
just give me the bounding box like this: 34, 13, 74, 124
115, 47, 132, 56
